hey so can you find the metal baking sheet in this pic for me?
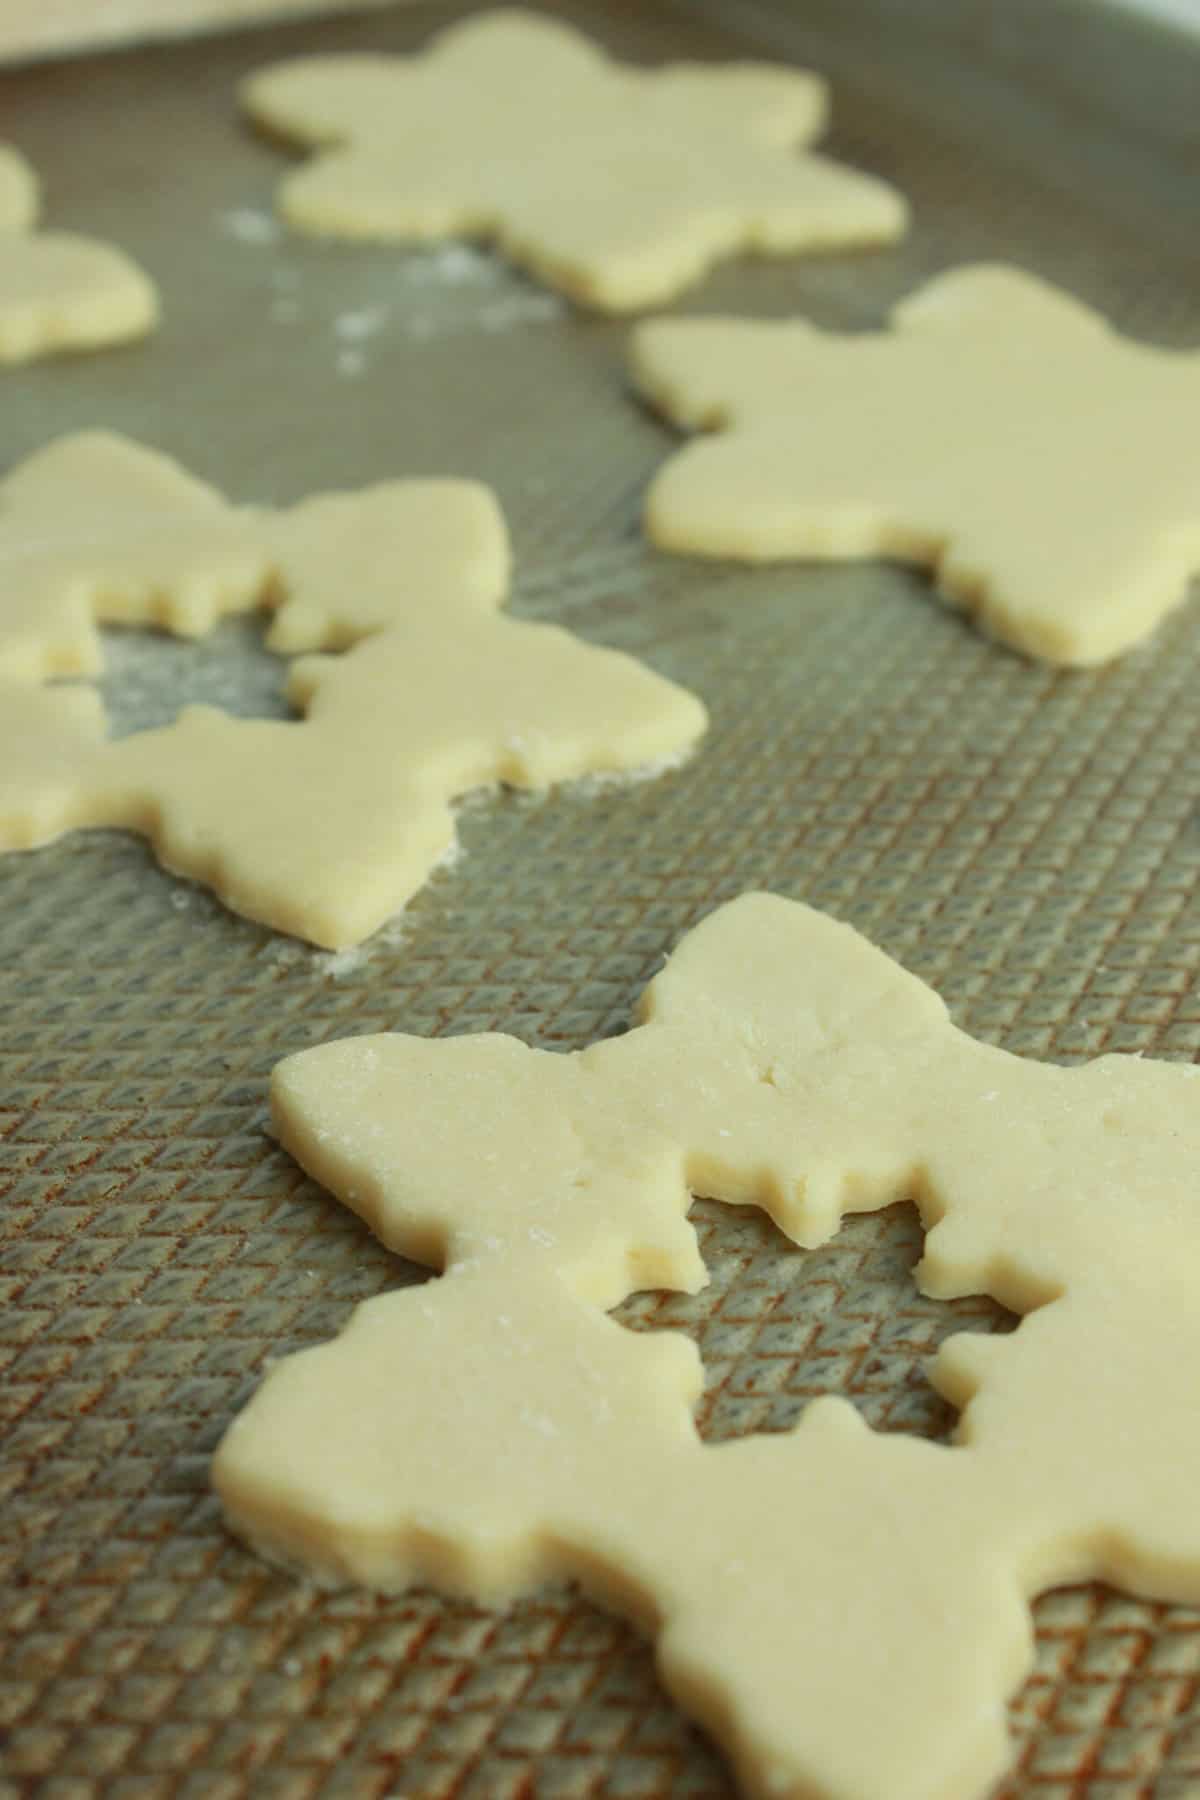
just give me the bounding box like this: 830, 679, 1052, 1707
2, 1, 1199, 1795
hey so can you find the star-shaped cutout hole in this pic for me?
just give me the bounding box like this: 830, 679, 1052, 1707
633, 264, 1200, 664
243, 8, 908, 311
0, 143, 158, 362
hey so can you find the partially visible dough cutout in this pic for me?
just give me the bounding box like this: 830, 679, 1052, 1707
0, 432, 706, 945
633, 264, 1200, 664
242, 8, 907, 312
215, 894, 1200, 1800
0, 144, 158, 361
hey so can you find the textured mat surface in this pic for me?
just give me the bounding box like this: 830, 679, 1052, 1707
2, 0, 1200, 1795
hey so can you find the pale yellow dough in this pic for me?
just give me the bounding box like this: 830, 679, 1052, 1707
0, 432, 706, 945
214, 893, 1200, 1800
0, 144, 158, 361
242, 8, 908, 312
633, 264, 1200, 665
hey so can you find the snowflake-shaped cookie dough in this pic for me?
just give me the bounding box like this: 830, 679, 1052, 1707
633, 264, 1200, 664
0, 432, 706, 946
0, 144, 158, 361
216, 893, 1200, 1800
242, 8, 908, 311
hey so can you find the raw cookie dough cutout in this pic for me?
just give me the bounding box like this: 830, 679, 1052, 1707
215, 893, 1200, 1800
0, 144, 158, 361
242, 8, 907, 312
0, 432, 706, 946
633, 264, 1200, 665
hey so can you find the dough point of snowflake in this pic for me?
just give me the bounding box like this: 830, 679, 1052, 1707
632, 264, 1200, 665
215, 894, 1200, 1800
242, 8, 908, 312
0, 144, 158, 362
0, 432, 706, 946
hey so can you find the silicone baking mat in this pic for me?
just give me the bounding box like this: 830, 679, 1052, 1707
2, 0, 1199, 1794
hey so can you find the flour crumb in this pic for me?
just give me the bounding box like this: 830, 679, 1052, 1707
220, 206, 281, 246
397, 286, 563, 342
336, 346, 367, 378
335, 305, 388, 343
263, 937, 306, 968
315, 946, 366, 980
574, 747, 695, 793
479, 294, 564, 331
434, 836, 466, 875
375, 912, 412, 951
402, 242, 498, 287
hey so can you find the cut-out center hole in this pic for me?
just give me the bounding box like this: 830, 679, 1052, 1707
97, 613, 296, 737
615, 1198, 1017, 1446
